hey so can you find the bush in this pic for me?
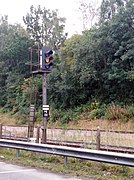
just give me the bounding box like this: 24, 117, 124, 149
105, 103, 134, 121
123, 106, 134, 120
88, 108, 105, 119
50, 108, 63, 122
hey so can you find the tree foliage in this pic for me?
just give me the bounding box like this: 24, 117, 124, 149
0, 1, 133, 122
77, 0, 100, 30
48, 0, 134, 109
23, 5, 67, 49
0, 16, 32, 113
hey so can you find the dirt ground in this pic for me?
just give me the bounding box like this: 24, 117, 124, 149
49, 119, 134, 132
0, 112, 134, 132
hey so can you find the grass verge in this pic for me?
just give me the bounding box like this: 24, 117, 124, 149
0, 148, 134, 180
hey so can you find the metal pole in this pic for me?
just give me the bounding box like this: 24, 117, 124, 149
0, 124, 2, 139
36, 125, 40, 143
96, 126, 100, 150
42, 73, 47, 143
64, 156, 68, 166
16, 149, 20, 158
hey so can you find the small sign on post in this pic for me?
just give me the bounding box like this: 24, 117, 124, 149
43, 105, 49, 118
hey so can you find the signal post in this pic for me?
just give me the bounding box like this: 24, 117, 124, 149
29, 46, 54, 144
42, 72, 47, 143
41, 47, 53, 143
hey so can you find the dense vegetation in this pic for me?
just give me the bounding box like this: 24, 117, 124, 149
0, 0, 133, 123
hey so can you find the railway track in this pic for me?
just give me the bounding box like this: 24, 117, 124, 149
2, 135, 134, 154
47, 139, 134, 154
1, 125, 134, 154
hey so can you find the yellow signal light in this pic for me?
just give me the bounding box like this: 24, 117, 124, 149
45, 57, 50, 63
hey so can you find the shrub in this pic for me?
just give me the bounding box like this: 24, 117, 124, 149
88, 107, 105, 119
50, 108, 63, 122
123, 106, 134, 120
105, 103, 134, 121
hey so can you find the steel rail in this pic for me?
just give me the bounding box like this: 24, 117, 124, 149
0, 139, 134, 167
1, 137, 134, 154
3, 125, 134, 134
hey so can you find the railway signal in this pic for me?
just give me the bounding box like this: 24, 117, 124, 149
41, 47, 54, 71
29, 46, 54, 143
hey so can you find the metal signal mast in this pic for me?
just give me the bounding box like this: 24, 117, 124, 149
28, 46, 54, 143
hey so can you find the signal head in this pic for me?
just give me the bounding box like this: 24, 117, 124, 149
41, 47, 54, 71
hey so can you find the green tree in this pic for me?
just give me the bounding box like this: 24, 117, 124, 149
0, 16, 32, 110
48, 0, 134, 109
78, 0, 100, 30
23, 5, 67, 49
100, 0, 126, 23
